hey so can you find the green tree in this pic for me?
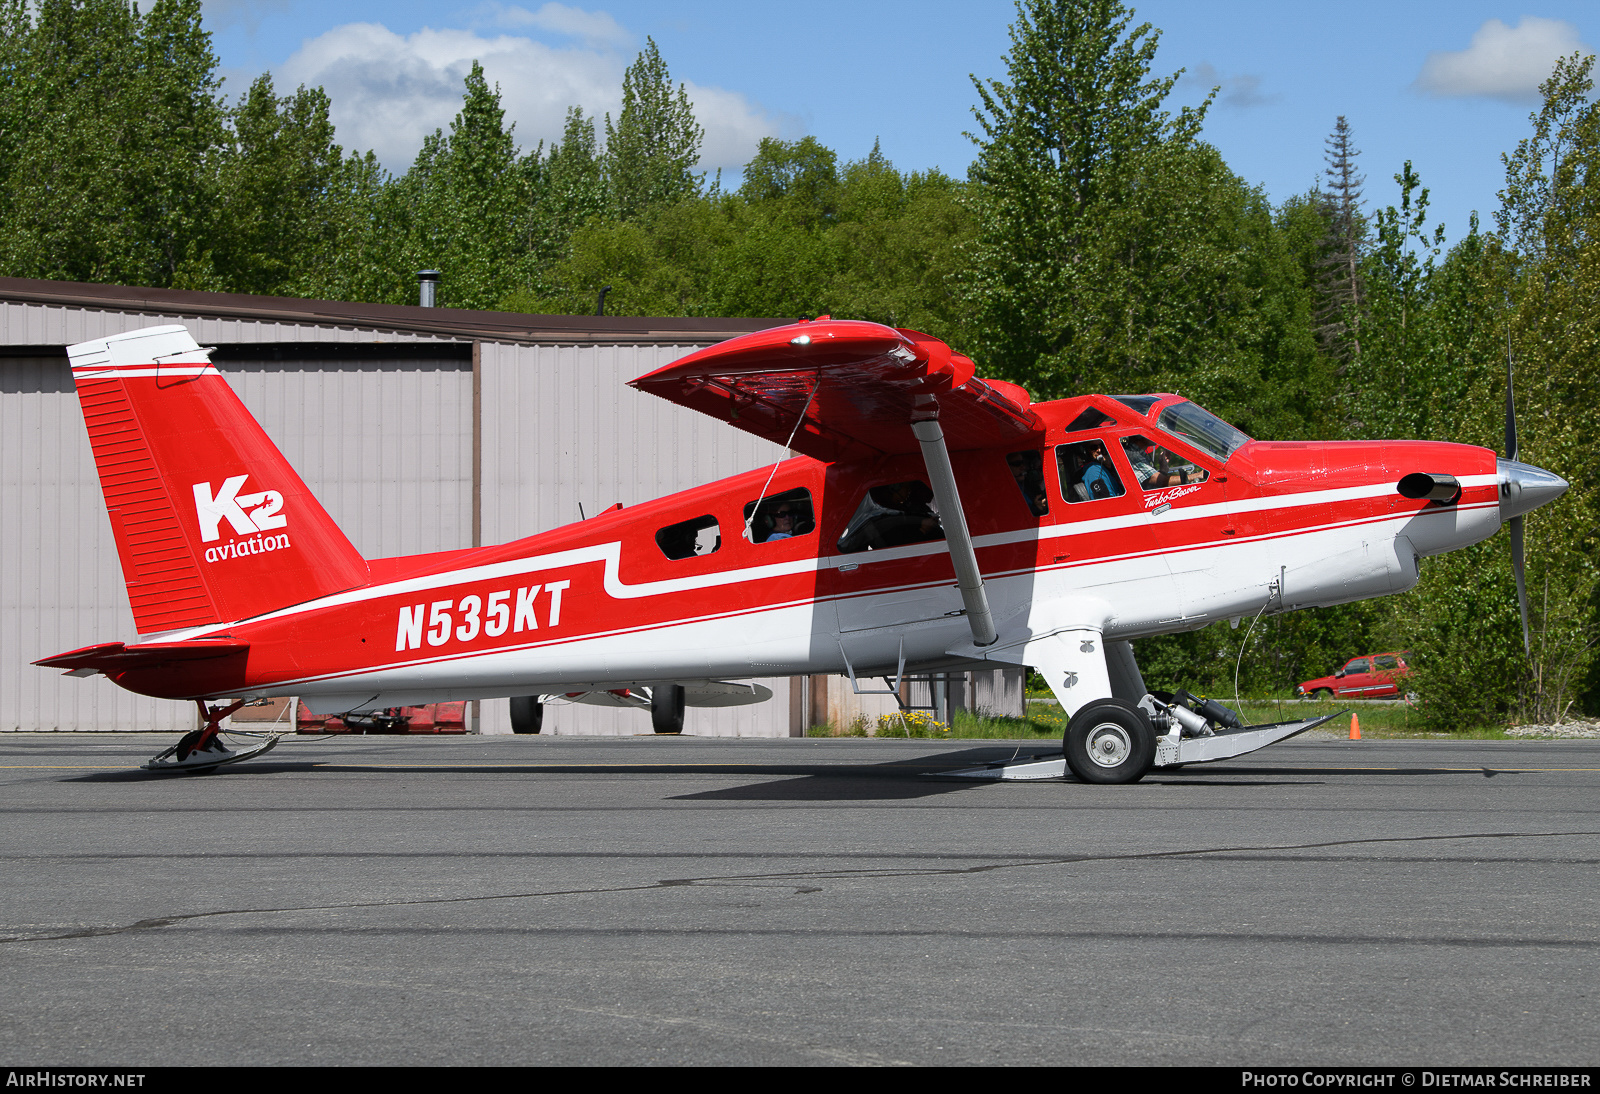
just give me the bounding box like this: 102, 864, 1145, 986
1353, 161, 1447, 438
823, 149, 974, 341
1390, 55, 1598, 726
0, 0, 228, 288
208, 74, 371, 297
962, 0, 1210, 390
1314, 116, 1367, 378
390, 62, 533, 310
527, 106, 606, 268
739, 136, 840, 224
603, 38, 704, 220
1498, 55, 1600, 722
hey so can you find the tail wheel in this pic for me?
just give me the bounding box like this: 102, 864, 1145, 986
651, 685, 685, 734
509, 696, 544, 734
1064, 699, 1156, 784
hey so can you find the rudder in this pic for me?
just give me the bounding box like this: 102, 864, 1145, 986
68, 326, 369, 633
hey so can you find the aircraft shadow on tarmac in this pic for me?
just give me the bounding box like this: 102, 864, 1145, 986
67, 762, 322, 782
666, 745, 1272, 801
60, 747, 1505, 792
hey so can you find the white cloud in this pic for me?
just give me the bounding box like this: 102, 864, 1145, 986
687, 82, 789, 178
1416, 17, 1593, 103
471, 3, 631, 49
278, 18, 780, 176
1179, 62, 1277, 110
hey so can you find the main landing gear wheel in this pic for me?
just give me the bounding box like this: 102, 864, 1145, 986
1063, 698, 1156, 785
509, 696, 544, 734
651, 684, 685, 734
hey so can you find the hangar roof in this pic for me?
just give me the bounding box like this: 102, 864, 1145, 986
0, 276, 788, 347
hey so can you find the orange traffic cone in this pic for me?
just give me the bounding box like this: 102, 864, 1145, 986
1349, 712, 1361, 740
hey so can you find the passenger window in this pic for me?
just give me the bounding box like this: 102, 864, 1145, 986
1006, 451, 1049, 516
1344, 658, 1369, 674
744, 488, 815, 543
1120, 435, 1209, 490
837, 480, 944, 553
1065, 407, 1116, 433
1374, 655, 1398, 671
1056, 440, 1126, 503
656, 515, 721, 560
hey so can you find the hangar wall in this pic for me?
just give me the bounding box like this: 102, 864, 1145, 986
0, 283, 795, 735
476, 341, 789, 735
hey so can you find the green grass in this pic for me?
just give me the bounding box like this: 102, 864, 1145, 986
1232, 698, 1510, 738
806, 707, 1066, 739
806, 698, 1513, 740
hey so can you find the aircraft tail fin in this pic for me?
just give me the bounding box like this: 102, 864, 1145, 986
67, 326, 369, 633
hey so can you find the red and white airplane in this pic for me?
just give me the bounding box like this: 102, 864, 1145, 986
36, 320, 1567, 782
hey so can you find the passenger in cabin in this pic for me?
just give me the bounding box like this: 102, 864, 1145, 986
765, 506, 798, 540
837, 481, 943, 552
656, 515, 721, 560
1078, 443, 1123, 499
1007, 450, 1049, 516
745, 489, 815, 543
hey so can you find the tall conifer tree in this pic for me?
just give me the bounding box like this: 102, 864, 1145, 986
1315, 116, 1367, 373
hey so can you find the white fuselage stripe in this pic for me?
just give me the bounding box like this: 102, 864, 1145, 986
148, 477, 1502, 645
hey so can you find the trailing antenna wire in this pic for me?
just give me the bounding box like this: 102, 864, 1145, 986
743, 377, 821, 542
1232, 571, 1283, 726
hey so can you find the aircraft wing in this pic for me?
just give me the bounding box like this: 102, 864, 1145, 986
629, 320, 1039, 462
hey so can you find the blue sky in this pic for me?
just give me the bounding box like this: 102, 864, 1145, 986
202, 1, 1598, 250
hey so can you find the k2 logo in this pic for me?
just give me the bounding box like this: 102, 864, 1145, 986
193, 476, 287, 543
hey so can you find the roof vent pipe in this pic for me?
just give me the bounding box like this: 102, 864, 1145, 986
418, 270, 440, 308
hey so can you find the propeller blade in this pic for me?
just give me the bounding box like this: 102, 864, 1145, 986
1505, 336, 1518, 462
1511, 514, 1531, 658
1505, 331, 1529, 657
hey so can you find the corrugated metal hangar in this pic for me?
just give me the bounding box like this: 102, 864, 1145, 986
0, 277, 810, 734
1, 277, 1024, 736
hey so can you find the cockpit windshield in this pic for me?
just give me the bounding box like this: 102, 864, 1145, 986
1156, 401, 1252, 461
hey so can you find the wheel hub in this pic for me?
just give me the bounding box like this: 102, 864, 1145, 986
1086, 722, 1132, 767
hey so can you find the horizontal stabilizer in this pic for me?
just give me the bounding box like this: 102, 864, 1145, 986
631, 320, 1039, 462
36, 639, 249, 673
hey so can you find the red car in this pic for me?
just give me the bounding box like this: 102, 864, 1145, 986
1296, 652, 1412, 699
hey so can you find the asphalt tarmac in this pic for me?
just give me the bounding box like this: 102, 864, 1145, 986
2, 732, 1598, 1067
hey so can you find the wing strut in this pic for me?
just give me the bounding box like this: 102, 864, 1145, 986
911, 406, 997, 647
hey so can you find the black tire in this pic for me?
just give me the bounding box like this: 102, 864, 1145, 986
1064, 699, 1156, 785
651, 684, 685, 734
509, 696, 543, 734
